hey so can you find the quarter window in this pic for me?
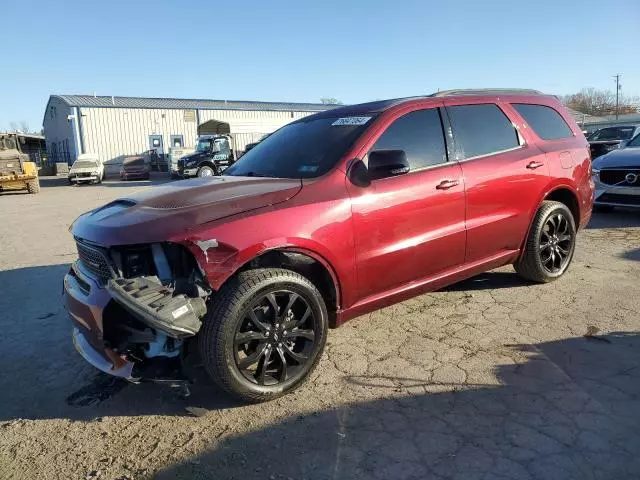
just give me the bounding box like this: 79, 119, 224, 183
446, 104, 520, 159
369, 108, 447, 170
512, 103, 573, 140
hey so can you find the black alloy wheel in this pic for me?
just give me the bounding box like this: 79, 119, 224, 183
199, 268, 328, 402
539, 212, 574, 274
234, 290, 317, 386
515, 200, 577, 283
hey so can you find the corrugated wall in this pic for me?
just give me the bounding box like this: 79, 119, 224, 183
80, 107, 199, 169
79, 107, 316, 168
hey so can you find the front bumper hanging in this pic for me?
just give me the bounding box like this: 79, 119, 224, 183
106, 276, 207, 338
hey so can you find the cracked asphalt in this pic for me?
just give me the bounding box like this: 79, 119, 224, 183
1, 175, 639, 480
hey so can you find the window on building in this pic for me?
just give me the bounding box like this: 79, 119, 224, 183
369, 108, 447, 171
170, 135, 184, 148
512, 104, 573, 140
446, 104, 520, 159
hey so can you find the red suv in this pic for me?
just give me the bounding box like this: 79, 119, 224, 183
64, 89, 594, 402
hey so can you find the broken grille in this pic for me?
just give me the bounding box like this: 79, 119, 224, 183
76, 240, 112, 285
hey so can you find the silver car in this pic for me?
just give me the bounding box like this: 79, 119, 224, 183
593, 133, 640, 210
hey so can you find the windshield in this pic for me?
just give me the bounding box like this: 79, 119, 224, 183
195, 139, 213, 152
224, 116, 373, 179
627, 134, 640, 147
72, 161, 99, 169
588, 127, 636, 141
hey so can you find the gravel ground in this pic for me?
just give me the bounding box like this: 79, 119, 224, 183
1, 174, 639, 480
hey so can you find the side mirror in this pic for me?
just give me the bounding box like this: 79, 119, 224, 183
619, 140, 628, 149
347, 159, 371, 188
368, 150, 410, 181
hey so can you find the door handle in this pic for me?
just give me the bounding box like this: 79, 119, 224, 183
526, 161, 544, 169
436, 179, 460, 190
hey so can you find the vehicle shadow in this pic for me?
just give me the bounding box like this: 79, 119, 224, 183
587, 210, 640, 229
154, 332, 640, 479
442, 270, 532, 291
621, 248, 640, 262
39, 176, 71, 188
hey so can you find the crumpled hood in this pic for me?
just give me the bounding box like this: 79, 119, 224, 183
593, 148, 640, 169
72, 176, 302, 245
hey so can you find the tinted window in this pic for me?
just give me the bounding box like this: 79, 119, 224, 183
513, 104, 573, 140
628, 134, 640, 147
447, 104, 519, 159
369, 108, 447, 170
588, 127, 636, 141
224, 116, 372, 179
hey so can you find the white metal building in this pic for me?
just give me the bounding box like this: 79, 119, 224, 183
42, 95, 334, 170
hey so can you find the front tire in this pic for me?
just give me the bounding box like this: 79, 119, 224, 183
197, 165, 215, 177
199, 268, 328, 403
515, 201, 576, 283
26, 178, 40, 194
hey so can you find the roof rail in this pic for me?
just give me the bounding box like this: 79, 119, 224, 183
431, 88, 544, 97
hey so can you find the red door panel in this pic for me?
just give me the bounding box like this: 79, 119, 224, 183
348, 163, 466, 300
460, 145, 549, 263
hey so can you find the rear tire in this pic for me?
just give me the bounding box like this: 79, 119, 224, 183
515, 201, 576, 283
26, 178, 40, 194
199, 268, 328, 403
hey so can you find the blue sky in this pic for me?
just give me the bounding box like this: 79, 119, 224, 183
1, 0, 639, 131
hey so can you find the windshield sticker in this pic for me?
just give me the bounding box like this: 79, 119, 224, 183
299, 165, 319, 173
331, 116, 372, 126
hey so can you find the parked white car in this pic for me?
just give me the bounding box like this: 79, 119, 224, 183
68, 154, 104, 185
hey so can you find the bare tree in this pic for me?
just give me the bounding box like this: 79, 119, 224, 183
320, 97, 343, 105
562, 88, 639, 116
7, 120, 32, 133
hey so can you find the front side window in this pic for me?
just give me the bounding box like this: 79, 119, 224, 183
224, 116, 372, 179
513, 104, 573, 140
369, 108, 447, 171
213, 138, 230, 155
447, 104, 520, 159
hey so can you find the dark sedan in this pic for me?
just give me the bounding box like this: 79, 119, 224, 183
587, 125, 640, 159
120, 156, 150, 181
592, 133, 640, 210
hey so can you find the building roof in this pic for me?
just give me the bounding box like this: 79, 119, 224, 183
50, 94, 336, 112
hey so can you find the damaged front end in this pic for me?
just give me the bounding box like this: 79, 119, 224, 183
64, 238, 211, 382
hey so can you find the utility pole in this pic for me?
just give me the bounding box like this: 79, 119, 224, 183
614, 74, 621, 120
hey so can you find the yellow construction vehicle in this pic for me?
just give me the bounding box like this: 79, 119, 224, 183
0, 133, 40, 194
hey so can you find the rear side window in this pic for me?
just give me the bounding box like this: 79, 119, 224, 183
446, 104, 519, 159
370, 108, 447, 170
512, 103, 573, 140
